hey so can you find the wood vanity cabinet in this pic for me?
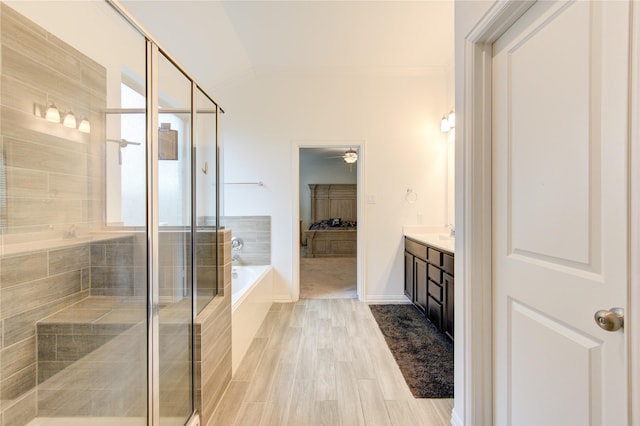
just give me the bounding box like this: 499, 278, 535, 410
404, 236, 454, 340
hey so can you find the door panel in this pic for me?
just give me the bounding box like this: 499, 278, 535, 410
492, 1, 629, 424
415, 258, 427, 312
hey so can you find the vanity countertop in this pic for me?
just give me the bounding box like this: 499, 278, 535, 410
404, 231, 455, 253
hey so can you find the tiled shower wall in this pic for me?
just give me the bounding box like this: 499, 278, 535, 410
0, 244, 91, 425
0, 235, 139, 424
0, 3, 106, 238
0, 5, 229, 425
221, 216, 271, 265
0, 3, 107, 424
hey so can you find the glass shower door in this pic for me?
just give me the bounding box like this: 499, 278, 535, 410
156, 52, 194, 425
195, 88, 219, 313
0, 2, 148, 424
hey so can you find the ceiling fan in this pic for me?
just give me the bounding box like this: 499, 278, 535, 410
326, 148, 358, 172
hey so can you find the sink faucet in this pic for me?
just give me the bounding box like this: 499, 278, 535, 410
446, 224, 455, 237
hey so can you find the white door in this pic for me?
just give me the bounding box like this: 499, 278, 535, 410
492, 1, 630, 425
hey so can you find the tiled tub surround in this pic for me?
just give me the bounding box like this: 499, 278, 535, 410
221, 216, 271, 265
195, 229, 232, 426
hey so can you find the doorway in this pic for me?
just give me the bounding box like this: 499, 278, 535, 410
292, 142, 365, 301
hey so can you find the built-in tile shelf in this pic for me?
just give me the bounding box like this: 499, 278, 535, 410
1, 231, 138, 257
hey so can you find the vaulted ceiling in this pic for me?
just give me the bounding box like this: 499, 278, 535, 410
121, 0, 454, 94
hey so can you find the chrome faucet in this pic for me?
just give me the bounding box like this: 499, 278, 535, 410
231, 237, 243, 261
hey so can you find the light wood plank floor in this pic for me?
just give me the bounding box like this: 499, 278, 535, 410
210, 299, 453, 426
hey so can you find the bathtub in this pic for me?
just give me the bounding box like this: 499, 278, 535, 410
231, 265, 273, 375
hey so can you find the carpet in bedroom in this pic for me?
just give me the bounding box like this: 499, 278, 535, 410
369, 303, 454, 399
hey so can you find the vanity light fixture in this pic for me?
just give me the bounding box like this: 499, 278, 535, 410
63, 111, 77, 128
36, 101, 91, 134
45, 103, 61, 123
78, 118, 91, 134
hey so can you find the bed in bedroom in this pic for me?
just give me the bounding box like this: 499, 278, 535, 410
303, 184, 357, 258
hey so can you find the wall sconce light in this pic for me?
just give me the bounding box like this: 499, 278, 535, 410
440, 115, 451, 133
45, 103, 60, 123
63, 111, 77, 128
440, 108, 455, 133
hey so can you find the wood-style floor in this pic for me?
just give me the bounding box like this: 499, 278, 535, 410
209, 297, 453, 426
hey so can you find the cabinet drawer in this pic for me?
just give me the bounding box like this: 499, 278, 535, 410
428, 280, 443, 301
427, 297, 443, 329
428, 264, 442, 283
405, 238, 427, 259
427, 247, 442, 265
443, 253, 454, 275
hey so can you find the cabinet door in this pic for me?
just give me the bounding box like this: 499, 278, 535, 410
415, 258, 428, 312
427, 296, 443, 330
444, 272, 454, 339
404, 251, 415, 301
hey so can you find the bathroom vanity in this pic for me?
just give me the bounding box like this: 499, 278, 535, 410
404, 233, 454, 340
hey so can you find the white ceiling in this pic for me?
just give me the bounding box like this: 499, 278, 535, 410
121, 0, 454, 94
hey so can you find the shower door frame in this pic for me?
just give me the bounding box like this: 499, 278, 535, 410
106, 1, 224, 425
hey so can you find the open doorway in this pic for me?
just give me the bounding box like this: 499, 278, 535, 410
293, 143, 364, 300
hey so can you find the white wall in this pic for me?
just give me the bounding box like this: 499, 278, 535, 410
219, 70, 449, 301
299, 149, 357, 227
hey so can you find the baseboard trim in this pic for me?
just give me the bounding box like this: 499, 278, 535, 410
450, 407, 463, 426
273, 295, 413, 304
365, 295, 412, 304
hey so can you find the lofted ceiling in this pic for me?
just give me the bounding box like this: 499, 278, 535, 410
121, 0, 454, 94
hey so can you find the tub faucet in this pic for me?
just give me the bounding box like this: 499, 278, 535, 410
231, 237, 243, 261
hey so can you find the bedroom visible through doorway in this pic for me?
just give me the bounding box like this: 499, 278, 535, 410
298, 147, 358, 299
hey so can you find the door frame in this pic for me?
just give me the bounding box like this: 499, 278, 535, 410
291, 141, 366, 302
457, 0, 639, 424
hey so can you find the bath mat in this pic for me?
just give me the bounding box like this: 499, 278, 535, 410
369, 304, 454, 398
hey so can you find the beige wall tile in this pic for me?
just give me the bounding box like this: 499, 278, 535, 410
0, 337, 35, 380
1, 271, 82, 319
0, 251, 47, 288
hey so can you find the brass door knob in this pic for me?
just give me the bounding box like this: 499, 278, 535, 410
594, 308, 624, 332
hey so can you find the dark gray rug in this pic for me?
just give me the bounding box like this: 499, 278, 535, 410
369, 304, 454, 398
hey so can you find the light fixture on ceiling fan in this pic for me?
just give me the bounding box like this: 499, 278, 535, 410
342, 148, 358, 164
327, 148, 358, 172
